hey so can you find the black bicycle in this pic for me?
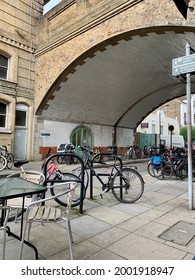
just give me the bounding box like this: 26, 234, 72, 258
71, 146, 145, 205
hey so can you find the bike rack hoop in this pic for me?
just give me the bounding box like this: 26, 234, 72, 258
42, 152, 85, 214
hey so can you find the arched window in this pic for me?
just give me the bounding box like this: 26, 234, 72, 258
0, 54, 8, 80
0, 102, 7, 128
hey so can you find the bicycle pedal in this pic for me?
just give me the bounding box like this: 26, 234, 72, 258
100, 193, 103, 199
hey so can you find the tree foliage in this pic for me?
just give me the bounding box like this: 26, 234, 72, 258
180, 126, 195, 141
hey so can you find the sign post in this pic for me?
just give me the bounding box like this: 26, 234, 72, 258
168, 125, 174, 149
185, 42, 193, 211
172, 42, 194, 210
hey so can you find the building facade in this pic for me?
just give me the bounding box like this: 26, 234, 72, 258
0, 1, 44, 159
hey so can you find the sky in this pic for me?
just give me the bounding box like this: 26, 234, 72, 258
43, 0, 62, 14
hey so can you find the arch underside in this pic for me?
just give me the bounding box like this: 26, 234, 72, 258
36, 26, 195, 129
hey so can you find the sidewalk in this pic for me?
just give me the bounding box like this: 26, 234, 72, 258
0, 160, 195, 260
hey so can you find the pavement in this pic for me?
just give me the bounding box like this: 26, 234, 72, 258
0, 159, 195, 260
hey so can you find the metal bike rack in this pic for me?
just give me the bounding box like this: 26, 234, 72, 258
42, 153, 85, 214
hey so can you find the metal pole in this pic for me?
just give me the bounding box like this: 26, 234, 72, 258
159, 110, 161, 146
186, 42, 194, 210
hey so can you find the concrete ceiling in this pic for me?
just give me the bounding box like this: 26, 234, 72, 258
40, 27, 195, 129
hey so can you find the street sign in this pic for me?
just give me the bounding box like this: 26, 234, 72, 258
172, 53, 195, 76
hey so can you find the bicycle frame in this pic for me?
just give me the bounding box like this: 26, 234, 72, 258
89, 152, 123, 199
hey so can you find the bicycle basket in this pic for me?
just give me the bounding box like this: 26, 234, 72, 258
151, 155, 162, 169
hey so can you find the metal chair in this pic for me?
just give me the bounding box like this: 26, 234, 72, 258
6, 171, 45, 222
1, 171, 45, 259
0, 205, 10, 260
18, 181, 76, 260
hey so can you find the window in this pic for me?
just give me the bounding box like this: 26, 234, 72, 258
0, 54, 8, 79
152, 124, 155, 134
184, 112, 187, 125
160, 125, 163, 135
15, 104, 28, 127
0, 102, 7, 128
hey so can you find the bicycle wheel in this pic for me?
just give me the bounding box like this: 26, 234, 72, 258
176, 162, 188, 179
72, 155, 79, 164
147, 162, 156, 177
72, 167, 89, 191
6, 153, 14, 169
147, 161, 171, 180
161, 161, 173, 180
64, 155, 71, 165
111, 167, 144, 203
0, 155, 7, 171
57, 155, 65, 164
50, 172, 84, 207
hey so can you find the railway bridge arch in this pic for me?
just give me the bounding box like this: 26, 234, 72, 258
34, 0, 195, 157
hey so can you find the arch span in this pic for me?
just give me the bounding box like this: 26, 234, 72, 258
36, 25, 195, 128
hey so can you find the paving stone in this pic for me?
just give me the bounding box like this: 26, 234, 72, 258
107, 233, 187, 260
69, 215, 112, 238
86, 205, 131, 225
159, 220, 195, 246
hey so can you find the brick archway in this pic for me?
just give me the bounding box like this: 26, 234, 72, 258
35, 0, 195, 128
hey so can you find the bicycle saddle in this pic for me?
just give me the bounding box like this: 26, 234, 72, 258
14, 160, 29, 168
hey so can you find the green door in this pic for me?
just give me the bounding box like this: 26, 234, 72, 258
71, 126, 93, 157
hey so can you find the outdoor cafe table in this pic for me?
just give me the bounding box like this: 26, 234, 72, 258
0, 177, 47, 259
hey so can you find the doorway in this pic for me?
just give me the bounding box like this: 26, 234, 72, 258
14, 104, 28, 160
71, 126, 93, 157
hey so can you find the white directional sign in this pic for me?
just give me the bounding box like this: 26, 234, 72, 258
172, 53, 195, 76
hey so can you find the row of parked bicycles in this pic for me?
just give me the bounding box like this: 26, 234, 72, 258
56, 143, 161, 164
122, 145, 162, 160
147, 147, 188, 180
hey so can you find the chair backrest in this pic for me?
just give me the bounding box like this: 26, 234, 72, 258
7, 171, 45, 185
27, 181, 76, 212
20, 173, 44, 185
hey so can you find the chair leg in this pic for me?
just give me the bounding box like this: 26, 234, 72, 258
14, 209, 19, 223
2, 208, 10, 260
27, 222, 32, 241
18, 219, 28, 259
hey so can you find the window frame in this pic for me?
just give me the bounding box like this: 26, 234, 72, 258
0, 101, 8, 129
15, 103, 28, 128
0, 53, 9, 80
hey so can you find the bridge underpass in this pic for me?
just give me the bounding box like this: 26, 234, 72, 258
36, 1, 195, 210
37, 26, 195, 130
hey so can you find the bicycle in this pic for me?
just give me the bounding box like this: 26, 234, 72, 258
73, 146, 144, 204
0, 152, 7, 171
0, 145, 14, 169
56, 143, 78, 165
92, 146, 103, 162
147, 148, 188, 180
123, 145, 142, 160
